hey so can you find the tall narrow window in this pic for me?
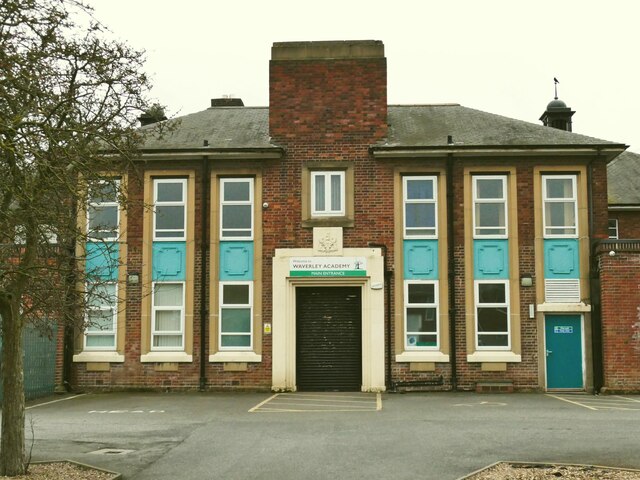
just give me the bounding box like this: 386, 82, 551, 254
151, 282, 184, 350
475, 281, 510, 349
403, 176, 437, 238
542, 175, 577, 237
154, 178, 186, 240
220, 178, 253, 239
404, 281, 438, 349
88, 180, 120, 241
311, 171, 345, 216
473, 176, 507, 238
219, 282, 252, 350
608, 218, 619, 239
85, 282, 117, 350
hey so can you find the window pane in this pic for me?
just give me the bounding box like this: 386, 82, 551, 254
407, 308, 437, 332
546, 178, 573, 199
476, 179, 503, 199
406, 179, 433, 200
476, 203, 505, 228
408, 283, 435, 304
87, 310, 114, 331
87, 284, 116, 308
477, 307, 508, 332
405, 204, 435, 229
221, 308, 251, 332
154, 284, 183, 306
478, 283, 506, 304
330, 174, 342, 211
89, 205, 118, 232
546, 202, 575, 228
222, 205, 251, 229
221, 334, 251, 347
86, 335, 115, 348
478, 334, 509, 347
156, 182, 183, 202
153, 335, 182, 347
314, 175, 325, 211
407, 334, 437, 347
223, 284, 250, 305
155, 310, 181, 331
223, 181, 250, 201
156, 206, 185, 231
89, 182, 117, 203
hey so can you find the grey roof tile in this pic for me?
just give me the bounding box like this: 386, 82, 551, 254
608, 150, 640, 205
140, 107, 273, 150
384, 105, 621, 147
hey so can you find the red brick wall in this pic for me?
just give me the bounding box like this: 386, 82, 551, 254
598, 244, 640, 392
609, 211, 640, 239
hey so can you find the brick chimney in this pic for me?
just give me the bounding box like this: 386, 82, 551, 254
269, 40, 387, 143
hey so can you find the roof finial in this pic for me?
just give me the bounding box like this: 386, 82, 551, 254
553, 77, 559, 100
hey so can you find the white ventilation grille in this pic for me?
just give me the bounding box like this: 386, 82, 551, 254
545, 279, 580, 303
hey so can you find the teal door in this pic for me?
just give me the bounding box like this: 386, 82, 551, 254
545, 315, 583, 389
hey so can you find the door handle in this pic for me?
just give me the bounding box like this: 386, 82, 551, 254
546, 349, 552, 356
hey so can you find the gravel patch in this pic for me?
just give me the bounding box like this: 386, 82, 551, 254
466, 462, 640, 479
0, 462, 116, 480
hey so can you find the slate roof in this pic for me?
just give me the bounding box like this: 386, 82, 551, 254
141, 104, 624, 151
140, 106, 273, 151
607, 150, 640, 205
384, 105, 621, 148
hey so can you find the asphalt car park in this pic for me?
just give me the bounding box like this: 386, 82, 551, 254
22, 391, 640, 479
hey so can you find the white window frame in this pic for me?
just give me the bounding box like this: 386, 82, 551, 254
219, 281, 253, 351
311, 170, 345, 217
474, 280, 510, 351
84, 282, 117, 351
404, 280, 439, 350
472, 175, 507, 238
87, 179, 120, 242
608, 218, 619, 239
403, 175, 438, 239
153, 178, 187, 241
151, 281, 185, 351
220, 178, 254, 240
542, 174, 578, 238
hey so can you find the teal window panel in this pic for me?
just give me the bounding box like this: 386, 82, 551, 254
85, 242, 119, 281
544, 239, 579, 279
474, 240, 509, 279
220, 241, 254, 281
403, 240, 438, 279
152, 242, 186, 281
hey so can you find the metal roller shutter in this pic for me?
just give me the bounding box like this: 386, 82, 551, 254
296, 286, 362, 391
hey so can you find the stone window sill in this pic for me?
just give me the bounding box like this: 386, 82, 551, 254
395, 351, 450, 363
209, 351, 262, 363
73, 352, 124, 363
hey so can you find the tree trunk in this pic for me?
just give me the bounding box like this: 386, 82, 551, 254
0, 302, 26, 476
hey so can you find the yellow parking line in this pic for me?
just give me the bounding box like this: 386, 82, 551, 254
266, 401, 376, 409
546, 394, 597, 410
274, 396, 375, 405
248, 393, 279, 413
616, 395, 640, 403
279, 393, 373, 400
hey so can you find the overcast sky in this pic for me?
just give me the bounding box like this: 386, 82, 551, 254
90, 0, 640, 150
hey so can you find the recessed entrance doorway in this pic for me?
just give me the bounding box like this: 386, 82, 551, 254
296, 286, 362, 391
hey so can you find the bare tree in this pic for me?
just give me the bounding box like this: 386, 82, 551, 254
0, 0, 157, 474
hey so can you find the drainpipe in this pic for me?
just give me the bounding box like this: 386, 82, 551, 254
199, 156, 210, 391
588, 154, 604, 393
368, 242, 392, 391
447, 154, 457, 391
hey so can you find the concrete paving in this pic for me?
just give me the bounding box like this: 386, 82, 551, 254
21, 391, 640, 479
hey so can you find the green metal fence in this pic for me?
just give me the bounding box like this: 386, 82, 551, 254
0, 324, 58, 401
